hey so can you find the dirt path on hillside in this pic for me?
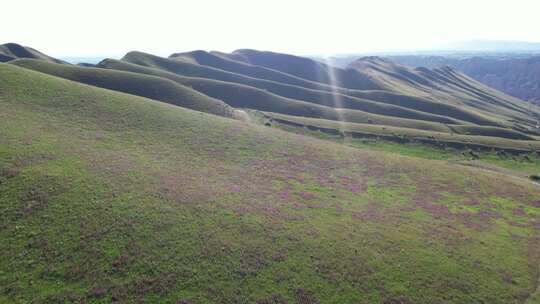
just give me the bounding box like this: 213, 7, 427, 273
449, 159, 540, 187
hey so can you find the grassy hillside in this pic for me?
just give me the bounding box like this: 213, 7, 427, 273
346, 90, 504, 126
211, 49, 540, 125
122, 51, 356, 97
100, 59, 464, 125
176, 78, 458, 132
260, 112, 540, 179
350, 58, 540, 129
119, 52, 523, 128
214, 50, 540, 132
169, 50, 342, 90
0, 43, 65, 64
10, 58, 463, 132
10, 59, 234, 118
14, 52, 537, 149
174, 50, 540, 126
1, 63, 540, 303
17, 47, 536, 148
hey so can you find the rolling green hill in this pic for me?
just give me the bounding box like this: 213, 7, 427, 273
12, 58, 452, 132
0, 43, 65, 64
11, 47, 539, 150
99, 58, 465, 125
9, 59, 234, 118
119, 51, 524, 129
212, 49, 540, 130
212, 49, 383, 90
124, 51, 540, 146
18, 57, 528, 138
214, 49, 539, 127
1, 62, 539, 304
169, 50, 343, 90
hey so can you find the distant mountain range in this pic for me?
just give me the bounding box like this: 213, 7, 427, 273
387, 55, 540, 105
317, 41, 540, 105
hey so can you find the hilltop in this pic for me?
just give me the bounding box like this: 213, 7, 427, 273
0, 43, 65, 64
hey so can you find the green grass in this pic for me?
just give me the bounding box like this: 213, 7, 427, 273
1, 63, 540, 303
449, 124, 534, 140
351, 139, 540, 176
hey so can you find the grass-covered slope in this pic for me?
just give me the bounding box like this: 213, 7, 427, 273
346, 89, 504, 126
389, 55, 540, 104
11, 56, 468, 133
1, 63, 540, 303
169, 50, 342, 90
176, 78, 459, 132
10, 59, 234, 118
349, 58, 540, 129
119, 52, 520, 128
5, 44, 536, 141
0, 43, 65, 64
121, 51, 540, 143
99, 59, 473, 126
11, 58, 450, 131
206, 49, 540, 121
208, 49, 540, 132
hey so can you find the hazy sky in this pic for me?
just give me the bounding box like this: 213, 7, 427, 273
3, 0, 540, 57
